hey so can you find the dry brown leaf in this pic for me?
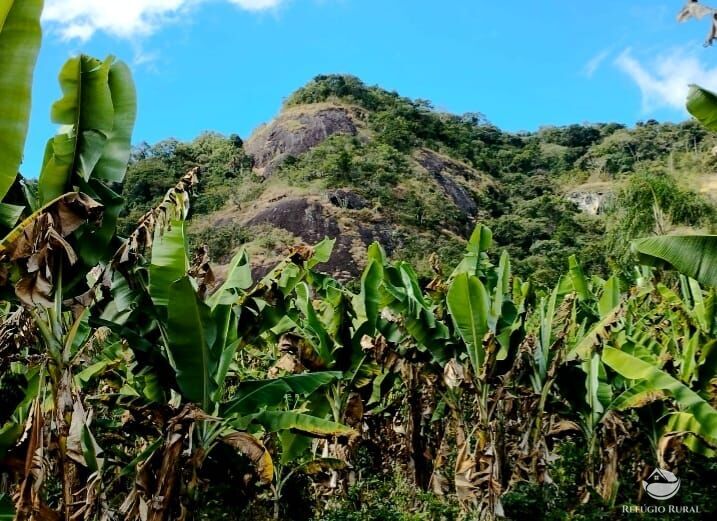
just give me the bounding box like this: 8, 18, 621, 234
189, 245, 216, 298
113, 168, 199, 269
443, 359, 465, 389
343, 393, 364, 428
1, 193, 103, 308
222, 431, 274, 485
268, 353, 305, 377
547, 420, 581, 437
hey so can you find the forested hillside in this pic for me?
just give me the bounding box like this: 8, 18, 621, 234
121, 75, 717, 288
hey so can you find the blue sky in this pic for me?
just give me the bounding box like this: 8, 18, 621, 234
21, 0, 717, 177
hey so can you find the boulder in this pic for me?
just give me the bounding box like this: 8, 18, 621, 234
245, 106, 358, 175
414, 149, 483, 217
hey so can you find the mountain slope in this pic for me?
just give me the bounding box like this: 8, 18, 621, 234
120, 75, 717, 287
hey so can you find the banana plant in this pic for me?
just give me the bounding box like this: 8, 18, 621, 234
0, 3, 140, 516
0, 50, 136, 307
439, 225, 529, 517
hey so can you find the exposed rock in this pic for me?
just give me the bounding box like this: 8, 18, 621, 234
357, 223, 397, 256
244, 196, 402, 278
328, 189, 368, 210
245, 105, 358, 175
414, 149, 482, 216
246, 198, 340, 243
566, 189, 610, 215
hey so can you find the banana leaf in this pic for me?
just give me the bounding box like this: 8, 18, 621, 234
450, 224, 492, 278
447, 272, 489, 375
306, 237, 335, 269
354, 257, 383, 331
0, 202, 22, 228
0, 0, 43, 200
222, 372, 342, 417
665, 412, 717, 452
38, 55, 136, 203
295, 281, 334, 365
166, 276, 218, 409
687, 84, 717, 132
236, 411, 355, 437
208, 248, 252, 308
633, 235, 717, 288
603, 347, 717, 440
149, 220, 188, 307
568, 255, 590, 301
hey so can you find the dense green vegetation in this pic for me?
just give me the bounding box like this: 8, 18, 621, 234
5, 5, 717, 521
120, 75, 717, 288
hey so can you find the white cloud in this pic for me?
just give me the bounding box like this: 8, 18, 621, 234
230, 0, 283, 10
43, 0, 284, 41
583, 49, 610, 78
615, 47, 717, 113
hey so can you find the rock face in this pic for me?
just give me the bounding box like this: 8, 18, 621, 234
244, 105, 359, 175
566, 189, 610, 215
245, 196, 397, 278
415, 148, 487, 217
328, 189, 368, 210
247, 198, 340, 243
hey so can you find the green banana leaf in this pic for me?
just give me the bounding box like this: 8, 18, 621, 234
279, 431, 313, 464
222, 372, 342, 416
572, 303, 623, 360
598, 275, 621, 316
384, 262, 450, 363
306, 237, 335, 268
355, 257, 383, 331
38, 55, 136, 203
211, 304, 240, 399
0, 202, 22, 228
239, 411, 355, 437
149, 220, 188, 306
603, 347, 717, 439
208, 248, 253, 308
492, 251, 510, 325
93, 60, 137, 182
167, 276, 219, 409
582, 353, 609, 428
687, 84, 717, 132
295, 281, 334, 365
447, 272, 490, 375
450, 224, 492, 278
568, 255, 590, 301
633, 235, 717, 288
665, 412, 717, 452
0, 0, 43, 200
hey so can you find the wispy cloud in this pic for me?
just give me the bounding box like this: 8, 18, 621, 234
43, 0, 285, 41
231, 0, 284, 10
615, 47, 717, 112
583, 49, 611, 78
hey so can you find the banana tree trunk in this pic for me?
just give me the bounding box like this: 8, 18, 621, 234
55, 370, 80, 521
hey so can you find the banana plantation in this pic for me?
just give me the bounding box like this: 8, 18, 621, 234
2, 2, 717, 520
